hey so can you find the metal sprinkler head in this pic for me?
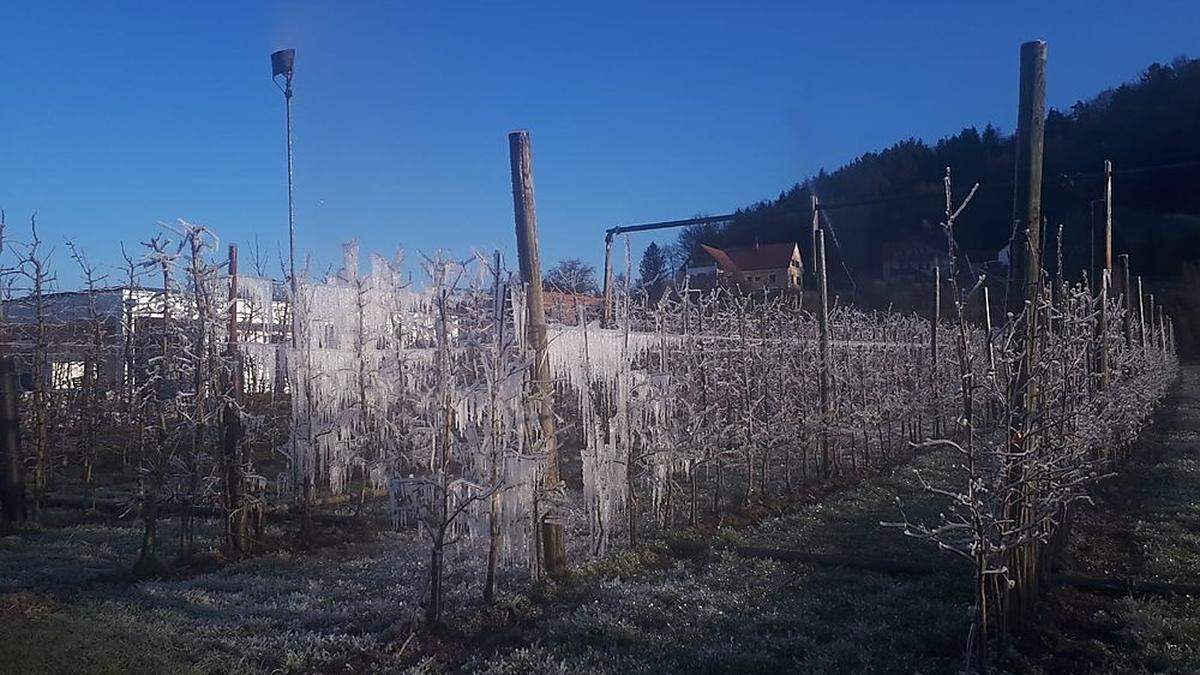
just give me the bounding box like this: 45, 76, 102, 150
271, 49, 295, 80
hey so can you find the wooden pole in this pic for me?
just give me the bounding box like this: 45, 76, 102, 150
227, 244, 240, 368
0, 355, 25, 525
508, 130, 566, 576
1104, 160, 1114, 276
810, 194, 820, 301
1006, 38, 1048, 633
223, 244, 247, 555
1137, 276, 1147, 353
1158, 305, 1167, 355
984, 285, 996, 373
931, 266, 941, 434
0, 209, 22, 525
601, 233, 614, 328
816, 229, 832, 478
1116, 254, 1132, 346
1097, 270, 1110, 390
1148, 293, 1156, 354
1009, 40, 1048, 316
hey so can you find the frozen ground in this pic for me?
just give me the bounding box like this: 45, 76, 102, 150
2, 368, 1198, 673
0, 498, 595, 672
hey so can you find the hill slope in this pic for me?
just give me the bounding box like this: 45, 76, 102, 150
684, 57, 1200, 293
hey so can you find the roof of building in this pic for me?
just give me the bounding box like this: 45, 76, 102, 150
698, 242, 800, 274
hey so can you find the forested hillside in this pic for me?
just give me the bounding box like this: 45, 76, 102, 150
684, 57, 1200, 294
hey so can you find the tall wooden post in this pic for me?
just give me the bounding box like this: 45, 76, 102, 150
1116, 254, 1131, 346
930, 266, 941, 435
1095, 160, 1114, 388
1104, 160, 1114, 276
1148, 293, 1156, 354
227, 244, 240, 373
508, 130, 566, 576
1158, 306, 1168, 356
0, 355, 25, 525
810, 195, 820, 298
223, 244, 247, 555
1005, 38, 1048, 634
1009, 40, 1047, 315
1097, 270, 1110, 390
983, 286, 996, 373
0, 221, 22, 526
601, 232, 614, 328
816, 229, 832, 478
1137, 276, 1147, 353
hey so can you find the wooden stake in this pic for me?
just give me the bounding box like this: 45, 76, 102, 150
1005, 38, 1048, 634
1158, 305, 1167, 355
1096, 269, 1109, 390
1137, 276, 1147, 353
0, 354, 25, 525
223, 243, 247, 554
1104, 160, 1114, 276
932, 266, 940, 435
1008, 40, 1048, 316
1148, 293, 1156, 354
816, 229, 832, 478
811, 193, 820, 290
1116, 254, 1131, 346
601, 233, 614, 328
508, 130, 566, 576
984, 285, 995, 372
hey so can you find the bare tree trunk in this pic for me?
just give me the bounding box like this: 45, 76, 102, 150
134, 491, 162, 578
426, 530, 445, 623
484, 251, 503, 603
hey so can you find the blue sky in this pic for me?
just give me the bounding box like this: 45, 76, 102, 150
1, 1, 1197, 287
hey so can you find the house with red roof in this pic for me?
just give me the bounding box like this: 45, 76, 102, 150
685, 241, 803, 292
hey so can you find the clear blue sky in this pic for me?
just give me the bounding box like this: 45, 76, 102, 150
1, 1, 1196, 287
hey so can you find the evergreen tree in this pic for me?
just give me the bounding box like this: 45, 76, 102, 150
638, 243, 669, 304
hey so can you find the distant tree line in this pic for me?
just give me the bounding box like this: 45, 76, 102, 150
543, 243, 668, 305
673, 57, 1200, 293
545, 58, 1200, 354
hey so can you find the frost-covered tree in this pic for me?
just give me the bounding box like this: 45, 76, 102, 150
66, 240, 110, 509
13, 216, 56, 521
543, 258, 598, 295
885, 169, 1177, 669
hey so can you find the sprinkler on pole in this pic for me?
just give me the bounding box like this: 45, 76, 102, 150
271, 48, 298, 347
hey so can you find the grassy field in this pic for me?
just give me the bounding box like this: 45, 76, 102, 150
1, 368, 1198, 673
